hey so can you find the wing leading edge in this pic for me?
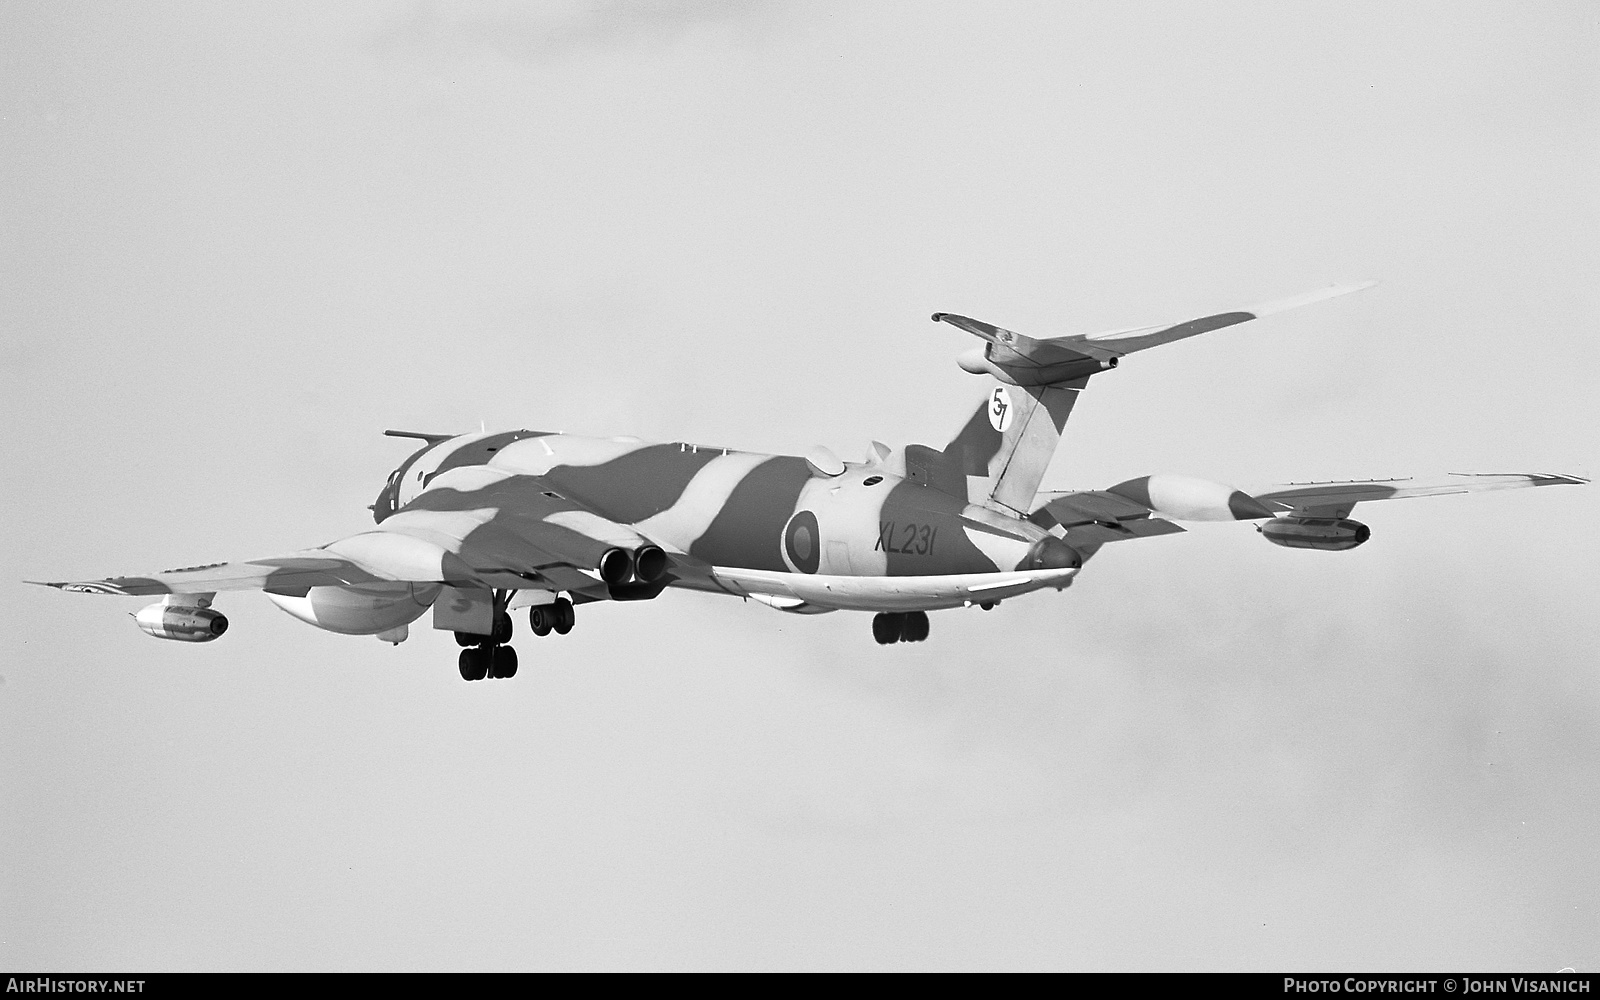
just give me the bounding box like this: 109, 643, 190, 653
1248, 472, 1588, 518
1033, 471, 1586, 540
30, 467, 713, 599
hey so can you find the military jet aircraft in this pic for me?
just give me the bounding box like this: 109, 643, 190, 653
33, 283, 1584, 680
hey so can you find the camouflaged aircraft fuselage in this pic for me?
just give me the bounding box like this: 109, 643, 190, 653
372, 429, 1076, 611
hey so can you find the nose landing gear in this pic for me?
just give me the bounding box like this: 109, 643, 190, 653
872, 611, 930, 645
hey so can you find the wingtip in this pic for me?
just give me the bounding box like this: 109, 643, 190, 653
1251, 280, 1379, 318
1444, 471, 1590, 485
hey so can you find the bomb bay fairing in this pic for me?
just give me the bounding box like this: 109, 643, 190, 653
33, 284, 1584, 680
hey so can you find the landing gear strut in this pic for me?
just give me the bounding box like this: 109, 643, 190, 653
455, 592, 522, 681
872, 611, 929, 645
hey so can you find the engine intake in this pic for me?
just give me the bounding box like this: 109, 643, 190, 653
135, 601, 229, 642
1260, 517, 1371, 551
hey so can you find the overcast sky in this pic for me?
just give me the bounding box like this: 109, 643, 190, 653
3, 1, 1597, 971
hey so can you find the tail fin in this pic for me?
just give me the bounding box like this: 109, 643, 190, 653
944, 379, 1086, 516
930, 283, 1374, 517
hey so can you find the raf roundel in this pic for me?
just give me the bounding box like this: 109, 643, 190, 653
783, 510, 822, 574
988, 385, 1014, 432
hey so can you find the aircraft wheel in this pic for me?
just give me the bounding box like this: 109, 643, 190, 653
490, 644, 518, 679
872, 613, 902, 645
491, 612, 513, 645
455, 631, 485, 648
458, 647, 489, 681
529, 604, 555, 636
902, 611, 930, 643
552, 598, 575, 635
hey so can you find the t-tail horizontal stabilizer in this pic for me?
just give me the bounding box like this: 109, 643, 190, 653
934, 281, 1375, 386
933, 282, 1376, 518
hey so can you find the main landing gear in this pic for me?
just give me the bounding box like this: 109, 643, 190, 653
452, 596, 579, 682
456, 608, 517, 681
527, 598, 575, 637
454, 590, 527, 682
872, 611, 930, 645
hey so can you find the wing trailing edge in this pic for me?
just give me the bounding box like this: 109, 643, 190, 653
1249, 472, 1587, 517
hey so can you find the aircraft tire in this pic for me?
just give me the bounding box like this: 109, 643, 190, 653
492, 645, 518, 679
553, 598, 575, 635
529, 605, 555, 636
902, 611, 930, 643
459, 647, 489, 681
872, 613, 901, 645
455, 631, 484, 648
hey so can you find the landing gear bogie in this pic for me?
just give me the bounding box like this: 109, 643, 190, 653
529, 597, 575, 637
459, 643, 518, 681
458, 590, 529, 681
872, 610, 930, 645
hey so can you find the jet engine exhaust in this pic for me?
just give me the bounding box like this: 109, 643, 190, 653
633, 545, 668, 584
597, 547, 635, 586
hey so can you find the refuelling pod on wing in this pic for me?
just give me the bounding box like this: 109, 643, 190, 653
1259, 517, 1371, 551
135, 595, 229, 642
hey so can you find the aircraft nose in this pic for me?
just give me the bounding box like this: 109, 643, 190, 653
371, 470, 402, 524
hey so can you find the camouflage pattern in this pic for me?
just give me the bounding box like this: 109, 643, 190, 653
30, 282, 1585, 644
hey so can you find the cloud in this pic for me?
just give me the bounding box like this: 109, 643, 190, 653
374, 0, 771, 66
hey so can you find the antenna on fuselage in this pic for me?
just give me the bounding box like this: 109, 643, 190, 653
383, 430, 454, 444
